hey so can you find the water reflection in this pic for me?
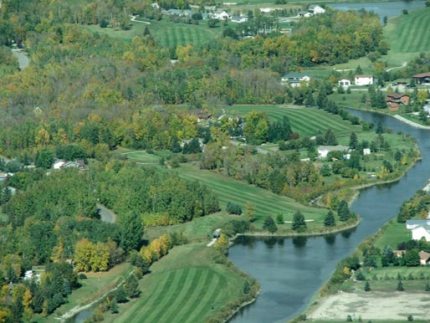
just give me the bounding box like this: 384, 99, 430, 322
292, 236, 307, 248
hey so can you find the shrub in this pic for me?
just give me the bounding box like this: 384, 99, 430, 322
226, 202, 242, 215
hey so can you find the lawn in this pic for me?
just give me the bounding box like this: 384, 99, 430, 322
177, 162, 328, 228
373, 219, 410, 250
109, 243, 252, 323
227, 105, 362, 138
84, 19, 222, 48
385, 7, 430, 54
145, 212, 244, 242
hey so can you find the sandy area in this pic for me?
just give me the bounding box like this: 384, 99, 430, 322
308, 291, 430, 321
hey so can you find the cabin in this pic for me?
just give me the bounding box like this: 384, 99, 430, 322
354, 75, 374, 86
281, 72, 311, 87
317, 145, 349, 159
363, 148, 371, 156
406, 219, 430, 241
413, 72, 430, 85
338, 79, 351, 89
419, 251, 430, 265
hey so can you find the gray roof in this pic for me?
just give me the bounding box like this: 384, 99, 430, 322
406, 219, 430, 230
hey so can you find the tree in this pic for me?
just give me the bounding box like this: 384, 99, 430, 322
244, 202, 256, 222
124, 275, 140, 298
324, 129, 338, 145
115, 286, 128, 303
364, 281, 371, 292
276, 213, 284, 224
291, 211, 306, 232
215, 233, 229, 254
397, 280, 404, 291
263, 216, 278, 233
324, 210, 336, 227
119, 212, 143, 253
35, 149, 54, 169
349, 132, 358, 149
226, 202, 242, 215
404, 249, 420, 267
337, 200, 351, 221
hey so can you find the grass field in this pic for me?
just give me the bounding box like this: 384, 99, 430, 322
85, 19, 221, 48
178, 162, 327, 228
109, 244, 252, 323
373, 219, 410, 250
227, 105, 362, 138
385, 7, 430, 54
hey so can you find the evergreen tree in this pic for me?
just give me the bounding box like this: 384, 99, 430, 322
292, 211, 306, 232
324, 210, 336, 227
324, 129, 338, 145
115, 286, 128, 303
119, 212, 143, 253
349, 132, 358, 149
397, 280, 404, 291
124, 274, 140, 298
276, 213, 284, 224
263, 216, 278, 233
364, 281, 371, 292
337, 200, 350, 221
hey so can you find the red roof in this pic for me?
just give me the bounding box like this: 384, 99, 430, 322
387, 93, 408, 99
413, 72, 430, 78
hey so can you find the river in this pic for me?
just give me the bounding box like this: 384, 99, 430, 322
329, 0, 426, 22
228, 110, 430, 323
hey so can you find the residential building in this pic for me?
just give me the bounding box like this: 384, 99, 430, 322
354, 75, 374, 86
413, 72, 430, 85
386, 93, 410, 110
281, 72, 311, 87
308, 5, 326, 14
406, 219, 430, 241
419, 251, 430, 265
317, 145, 349, 159
338, 79, 351, 89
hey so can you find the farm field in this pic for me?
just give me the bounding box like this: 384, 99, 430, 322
177, 162, 328, 228
84, 19, 221, 48
109, 244, 252, 323
227, 105, 362, 138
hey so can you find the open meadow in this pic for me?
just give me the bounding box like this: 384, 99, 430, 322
84, 19, 221, 48
227, 105, 362, 138
107, 244, 253, 323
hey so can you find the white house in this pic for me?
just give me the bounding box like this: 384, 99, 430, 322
281, 72, 311, 87
354, 75, 374, 86
363, 148, 371, 156
317, 145, 349, 159
338, 79, 351, 89
212, 10, 230, 20
406, 219, 430, 241
231, 15, 248, 23
308, 5, 326, 15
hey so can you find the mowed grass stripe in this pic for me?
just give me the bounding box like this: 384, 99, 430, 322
282, 112, 349, 136
402, 15, 424, 52
179, 167, 322, 219
144, 268, 189, 322
172, 268, 209, 323
119, 270, 176, 322
415, 16, 430, 52
184, 272, 223, 323
155, 267, 200, 323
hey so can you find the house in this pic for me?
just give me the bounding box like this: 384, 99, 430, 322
363, 148, 371, 156
354, 75, 374, 86
406, 219, 430, 241
308, 5, 326, 14
281, 72, 311, 87
194, 110, 212, 122
260, 8, 274, 14
211, 10, 230, 20
338, 79, 351, 89
386, 93, 410, 109
317, 145, 349, 159
393, 250, 406, 258
419, 250, 430, 265
413, 72, 430, 85
151, 3, 160, 9
0, 172, 7, 182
